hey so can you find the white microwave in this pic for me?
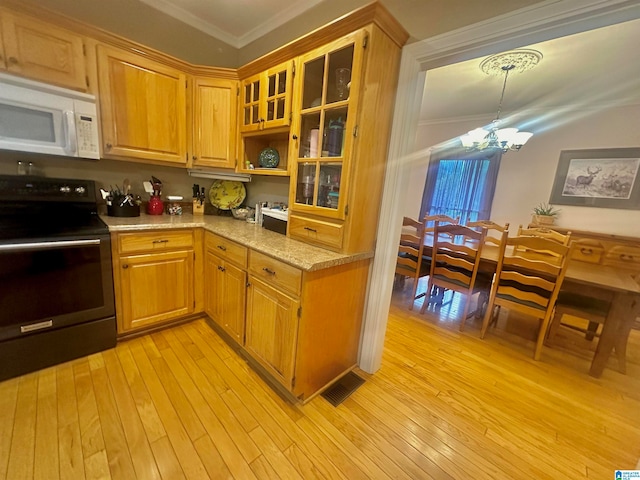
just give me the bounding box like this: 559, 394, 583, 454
0, 73, 100, 159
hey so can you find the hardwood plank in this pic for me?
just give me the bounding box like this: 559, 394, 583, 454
193, 434, 234, 480
249, 426, 303, 480
102, 349, 162, 480
159, 329, 262, 468
185, 321, 294, 451
115, 343, 167, 443
249, 454, 280, 480
58, 422, 86, 480
34, 367, 60, 480
126, 341, 210, 480
90, 363, 137, 479
83, 450, 111, 480
6, 373, 38, 480
73, 360, 106, 459
149, 435, 186, 480
0, 377, 19, 480
141, 337, 207, 442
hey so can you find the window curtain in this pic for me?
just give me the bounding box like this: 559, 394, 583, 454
419, 148, 502, 223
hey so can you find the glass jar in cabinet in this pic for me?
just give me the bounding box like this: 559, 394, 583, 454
290, 31, 365, 220
239, 61, 294, 132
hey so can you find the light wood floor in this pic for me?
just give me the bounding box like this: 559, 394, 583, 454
1, 283, 639, 479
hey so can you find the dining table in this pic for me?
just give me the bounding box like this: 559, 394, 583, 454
422, 237, 640, 377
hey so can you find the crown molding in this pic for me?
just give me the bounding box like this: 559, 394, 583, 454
138, 0, 325, 49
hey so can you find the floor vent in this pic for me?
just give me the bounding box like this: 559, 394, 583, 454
321, 371, 365, 407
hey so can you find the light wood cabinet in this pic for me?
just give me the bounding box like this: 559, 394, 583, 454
112, 230, 198, 334
97, 44, 187, 165
0, 9, 87, 90
246, 276, 300, 388
204, 232, 247, 343
239, 60, 293, 132
237, 60, 294, 176
192, 77, 238, 169
288, 26, 403, 253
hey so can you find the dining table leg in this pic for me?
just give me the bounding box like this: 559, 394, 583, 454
590, 292, 640, 377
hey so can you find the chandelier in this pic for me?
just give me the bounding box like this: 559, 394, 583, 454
460, 49, 542, 153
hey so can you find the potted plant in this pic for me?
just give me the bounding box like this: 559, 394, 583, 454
532, 203, 560, 225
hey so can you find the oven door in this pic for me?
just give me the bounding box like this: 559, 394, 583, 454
0, 234, 115, 341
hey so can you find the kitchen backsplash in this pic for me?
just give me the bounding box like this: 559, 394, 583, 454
0, 151, 289, 208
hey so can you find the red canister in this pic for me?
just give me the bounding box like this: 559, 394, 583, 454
147, 195, 164, 215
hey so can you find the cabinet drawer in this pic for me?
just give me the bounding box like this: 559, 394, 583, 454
249, 250, 301, 296
205, 232, 248, 268
570, 243, 604, 264
288, 215, 343, 251
117, 230, 194, 254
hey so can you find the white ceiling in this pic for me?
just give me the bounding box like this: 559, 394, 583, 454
421, 17, 640, 124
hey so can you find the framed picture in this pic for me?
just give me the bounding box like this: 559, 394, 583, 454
549, 148, 640, 209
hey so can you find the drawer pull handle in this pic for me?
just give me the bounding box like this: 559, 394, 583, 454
152, 239, 169, 244
620, 254, 634, 261
217, 245, 227, 251
304, 227, 317, 233
218, 265, 226, 272
580, 248, 593, 255
263, 267, 276, 275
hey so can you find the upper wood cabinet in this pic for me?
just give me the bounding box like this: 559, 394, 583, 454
97, 45, 187, 165
191, 77, 238, 170
287, 25, 403, 254
239, 60, 293, 132
0, 9, 87, 91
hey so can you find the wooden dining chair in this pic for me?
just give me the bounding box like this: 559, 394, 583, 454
421, 214, 460, 305
395, 216, 429, 310
467, 219, 510, 320
481, 232, 573, 360
516, 225, 571, 257
420, 223, 486, 330
547, 243, 640, 373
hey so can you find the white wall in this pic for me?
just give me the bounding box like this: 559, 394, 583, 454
403, 103, 640, 236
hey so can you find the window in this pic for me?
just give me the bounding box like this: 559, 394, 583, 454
420, 148, 502, 223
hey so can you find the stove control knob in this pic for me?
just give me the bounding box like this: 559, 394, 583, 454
75, 186, 86, 195
60, 186, 71, 193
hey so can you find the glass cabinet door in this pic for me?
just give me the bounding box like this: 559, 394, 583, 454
292, 31, 364, 218
240, 73, 262, 131
240, 61, 293, 132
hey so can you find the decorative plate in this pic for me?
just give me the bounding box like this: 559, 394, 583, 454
208, 180, 246, 210
258, 147, 280, 168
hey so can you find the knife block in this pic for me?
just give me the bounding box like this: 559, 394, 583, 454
193, 199, 205, 215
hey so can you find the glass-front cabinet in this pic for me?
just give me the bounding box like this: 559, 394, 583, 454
290, 31, 365, 220
239, 61, 293, 132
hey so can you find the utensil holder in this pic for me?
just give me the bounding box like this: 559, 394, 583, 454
107, 204, 140, 217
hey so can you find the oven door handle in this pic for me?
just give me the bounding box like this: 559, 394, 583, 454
0, 239, 101, 252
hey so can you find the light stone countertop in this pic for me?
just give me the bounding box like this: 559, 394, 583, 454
100, 213, 373, 272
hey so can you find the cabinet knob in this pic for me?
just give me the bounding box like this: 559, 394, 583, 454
122, 264, 129, 269
292, 134, 298, 140
105, 143, 113, 150
192, 155, 197, 161
8, 56, 18, 65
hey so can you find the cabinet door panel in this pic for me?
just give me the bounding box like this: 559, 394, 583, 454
246, 277, 299, 388
97, 45, 187, 164
193, 77, 238, 169
223, 262, 246, 343
204, 250, 225, 326
118, 250, 194, 332
1, 11, 86, 90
